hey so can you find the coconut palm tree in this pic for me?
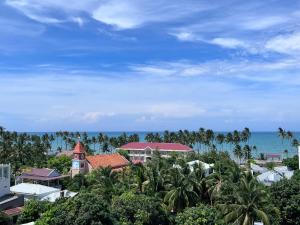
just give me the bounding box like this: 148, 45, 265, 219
291, 138, 299, 148
243, 145, 252, 161
233, 145, 243, 164
278, 127, 286, 146
216, 133, 225, 151
164, 167, 199, 212
218, 173, 270, 225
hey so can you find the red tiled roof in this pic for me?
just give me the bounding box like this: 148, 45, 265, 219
119, 142, 192, 151
4, 207, 23, 216
73, 142, 86, 154
86, 153, 129, 169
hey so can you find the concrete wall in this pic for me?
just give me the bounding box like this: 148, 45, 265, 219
0, 164, 10, 198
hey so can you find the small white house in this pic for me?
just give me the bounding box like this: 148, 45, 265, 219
187, 160, 214, 176
257, 166, 294, 186
173, 160, 214, 177
10, 183, 77, 202
250, 163, 268, 174
0, 164, 10, 198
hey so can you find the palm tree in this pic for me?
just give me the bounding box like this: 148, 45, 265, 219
218, 173, 270, 225
164, 167, 199, 212
291, 138, 299, 153
243, 145, 252, 161
233, 145, 243, 164
225, 132, 233, 151
216, 133, 225, 151
278, 127, 286, 147
206, 166, 224, 205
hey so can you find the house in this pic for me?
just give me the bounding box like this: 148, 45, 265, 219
256, 166, 294, 186
118, 142, 193, 162
10, 183, 61, 200
10, 183, 77, 202
173, 160, 214, 177
250, 163, 268, 174
71, 141, 130, 177
187, 160, 214, 176
16, 168, 69, 186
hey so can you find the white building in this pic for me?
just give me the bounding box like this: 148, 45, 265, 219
187, 160, 214, 177
256, 166, 294, 186
10, 183, 77, 202
0, 164, 10, 198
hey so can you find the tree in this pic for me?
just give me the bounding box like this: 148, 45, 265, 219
67, 173, 87, 191
218, 173, 271, 225
36, 192, 117, 225
0, 211, 9, 225
164, 168, 199, 212
270, 175, 300, 225
283, 155, 299, 170
112, 192, 169, 225
175, 204, 221, 225
233, 145, 243, 164
17, 199, 51, 224
47, 155, 72, 174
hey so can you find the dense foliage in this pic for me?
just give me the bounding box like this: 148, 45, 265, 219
270, 173, 300, 225
1, 126, 299, 225
283, 155, 299, 170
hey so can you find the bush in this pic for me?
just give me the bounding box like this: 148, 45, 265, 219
175, 204, 221, 225
112, 192, 169, 225
283, 155, 299, 170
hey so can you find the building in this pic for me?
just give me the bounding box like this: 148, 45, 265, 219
187, 160, 214, 176
10, 183, 77, 202
16, 168, 69, 186
10, 183, 61, 200
0, 164, 25, 223
86, 154, 130, 172
71, 141, 130, 177
173, 160, 214, 177
0, 164, 10, 198
118, 142, 193, 162
256, 166, 294, 186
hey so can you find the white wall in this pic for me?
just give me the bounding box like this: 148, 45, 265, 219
0, 164, 10, 198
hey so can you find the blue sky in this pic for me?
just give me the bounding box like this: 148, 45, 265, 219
1, 0, 300, 132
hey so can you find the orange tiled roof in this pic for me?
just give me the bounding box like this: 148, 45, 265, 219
86, 153, 129, 169
73, 142, 86, 154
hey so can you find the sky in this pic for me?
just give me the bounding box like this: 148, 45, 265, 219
1, 0, 300, 132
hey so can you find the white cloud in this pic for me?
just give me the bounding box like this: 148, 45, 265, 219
82, 112, 115, 123
241, 16, 288, 30
265, 32, 300, 55
5, 0, 210, 29
210, 38, 248, 49
170, 32, 201, 42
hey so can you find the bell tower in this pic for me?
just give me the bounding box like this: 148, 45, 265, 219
71, 141, 87, 177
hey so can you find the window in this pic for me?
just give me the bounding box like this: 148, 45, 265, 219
3, 167, 8, 178
80, 163, 85, 168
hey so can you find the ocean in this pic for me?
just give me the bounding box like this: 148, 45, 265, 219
30, 131, 300, 157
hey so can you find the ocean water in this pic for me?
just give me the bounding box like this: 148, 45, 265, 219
30, 131, 300, 157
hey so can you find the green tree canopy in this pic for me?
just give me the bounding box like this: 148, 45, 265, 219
112, 192, 169, 225
175, 204, 221, 225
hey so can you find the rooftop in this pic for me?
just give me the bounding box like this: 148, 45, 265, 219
18, 168, 69, 181
10, 183, 60, 195
73, 141, 86, 154
119, 142, 193, 151
86, 153, 129, 169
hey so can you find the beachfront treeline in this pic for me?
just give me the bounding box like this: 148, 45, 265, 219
0, 126, 299, 173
